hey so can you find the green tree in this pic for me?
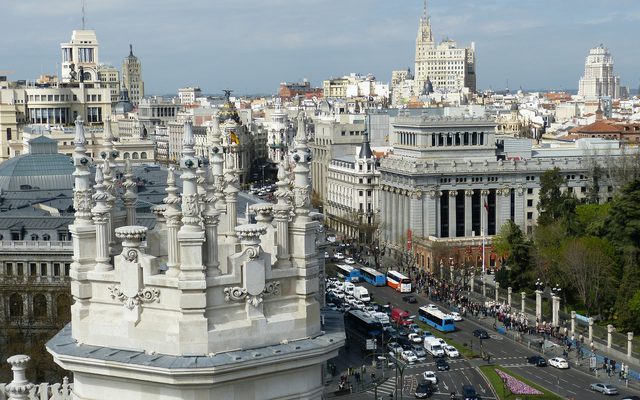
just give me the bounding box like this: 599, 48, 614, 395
493, 220, 532, 291
603, 179, 640, 330
537, 167, 577, 231
574, 203, 611, 237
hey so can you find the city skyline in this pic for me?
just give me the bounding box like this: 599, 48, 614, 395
1, 0, 639, 95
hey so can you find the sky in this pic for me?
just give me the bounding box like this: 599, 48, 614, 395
1, 0, 639, 95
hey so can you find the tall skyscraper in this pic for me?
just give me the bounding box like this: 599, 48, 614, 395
60, 30, 100, 83
413, 1, 476, 93
122, 44, 145, 107
578, 45, 621, 99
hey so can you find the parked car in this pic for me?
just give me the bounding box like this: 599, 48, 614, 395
527, 355, 547, 366
461, 384, 479, 400
414, 381, 433, 399
401, 350, 418, 364
549, 357, 569, 369
408, 323, 422, 333
344, 257, 355, 264
422, 370, 438, 385
473, 329, 489, 339
444, 345, 459, 358
435, 358, 449, 371
589, 383, 619, 395
402, 295, 417, 303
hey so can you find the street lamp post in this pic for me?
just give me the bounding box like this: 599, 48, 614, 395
535, 278, 544, 324
551, 284, 562, 327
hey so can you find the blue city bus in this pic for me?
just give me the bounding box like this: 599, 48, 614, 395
335, 264, 361, 283
359, 266, 387, 286
418, 306, 455, 332
344, 310, 383, 349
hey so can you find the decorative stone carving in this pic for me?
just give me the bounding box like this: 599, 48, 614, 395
108, 285, 160, 310
73, 189, 94, 214
465, 189, 474, 197
223, 281, 281, 307
449, 190, 458, 197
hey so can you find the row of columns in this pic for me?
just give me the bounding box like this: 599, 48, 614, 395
381, 185, 524, 245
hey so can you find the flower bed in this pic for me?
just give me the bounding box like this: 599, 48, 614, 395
495, 368, 543, 395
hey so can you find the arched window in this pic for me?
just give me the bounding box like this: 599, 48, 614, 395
56, 294, 71, 321
140, 152, 147, 159
33, 294, 47, 319
9, 293, 23, 317
30, 234, 39, 241
42, 234, 50, 241
132, 152, 139, 159
123, 152, 130, 159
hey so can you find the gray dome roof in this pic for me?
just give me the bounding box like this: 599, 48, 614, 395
0, 137, 74, 191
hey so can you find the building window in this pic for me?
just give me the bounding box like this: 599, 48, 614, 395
30, 234, 38, 241
5, 262, 13, 276
53, 263, 60, 276
33, 294, 48, 319
527, 212, 533, 220
9, 293, 23, 317
30, 263, 37, 276
42, 234, 50, 241
64, 263, 71, 276
527, 199, 533, 207
40, 263, 47, 276
527, 188, 533, 194
17, 263, 24, 276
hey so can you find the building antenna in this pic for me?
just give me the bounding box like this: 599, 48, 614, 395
81, 0, 85, 29
423, 0, 428, 20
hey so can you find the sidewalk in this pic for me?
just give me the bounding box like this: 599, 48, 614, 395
324, 346, 393, 398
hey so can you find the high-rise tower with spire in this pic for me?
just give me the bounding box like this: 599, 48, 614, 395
122, 44, 145, 107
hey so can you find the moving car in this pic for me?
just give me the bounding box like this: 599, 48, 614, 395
344, 257, 355, 265
401, 350, 418, 364
402, 295, 417, 303
422, 370, 438, 384
589, 383, 618, 395
527, 355, 547, 366
473, 329, 489, 339
414, 381, 433, 398
461, 384, 479, 400
411, 344, 427, 359
387, 342, 403, 356
435, 358, 449, 371
549, 357, 569, 369
448, 311, 463, 321
408, 333, 423, 343
334, 252, 344, 260
444, 345, 459, 358
621, 396, 640, 400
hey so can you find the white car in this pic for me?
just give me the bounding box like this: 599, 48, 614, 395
408, 333, 423, 343
344, 257, 356, 264
444, 345, 459, 358
422, 371, 438, 385
353, 300, 365, 309
324, 252, 330, 259
334, 252, 345, 260
401, 350, 418, 364
448, 312, 463, 321
549, 357, 569, 369
426, 304, 438, 311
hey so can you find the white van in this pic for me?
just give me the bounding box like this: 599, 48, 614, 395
352, 286, 370, 302
423, 337, 445, 357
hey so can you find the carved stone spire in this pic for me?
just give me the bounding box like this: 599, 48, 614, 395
209, 120, 226, 211
101, 116, 116, 162
163, 167, 181, 277
291, 111, 311, 222
179, 119, 202, 231
122, 158, 137, 226
72, 116, 94, 226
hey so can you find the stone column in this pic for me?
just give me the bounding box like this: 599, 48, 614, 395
122, 159, 138, 226
434, 191, 441, 237
628, 332, 634, 358
495, 281, 500, 303
464, 189, 473, 237
552, 295, 560, 327
535, 290, 543, 322
521, 292, 526, 313
163, 167, 182, 277
607, 325, 614, 349
482, 277, 486, 301
404, 193, 410, 242
507, 287, 512, 307
224, 170, 241, 243
571, 311, 576, 335
480, 189, 489, 236
273, 161, 292, 267
588, 317, 594, 343
91, 166, 112, 271
469, 272, 475, 292
448, 190, 457, 238
514, 186, 525, 227
6, 355, 33, 400
391, 190, 398, 243
450, 263, 454, 283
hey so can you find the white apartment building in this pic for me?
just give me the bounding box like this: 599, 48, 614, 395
178, 87, 202, 105
578, 45, 621, 99
323, 73, 389, 100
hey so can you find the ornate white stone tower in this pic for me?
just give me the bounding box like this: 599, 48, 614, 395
578, 45, 621, 99
47, 117, 343, 399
